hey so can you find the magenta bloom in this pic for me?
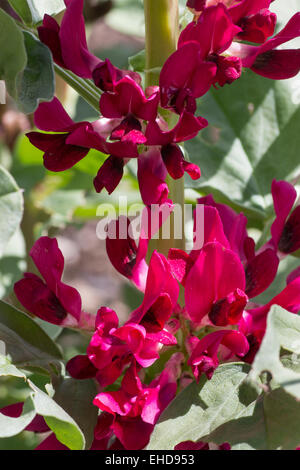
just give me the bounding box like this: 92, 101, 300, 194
99, 77, 159, 143
193, 197, 279, 297
92, 58, 141, 92
129, 250, 179, 325
269, 179, 300, 254
145, 111, 207, 181
232, 12, 300, 79
26, 97, 92, 172
26, 97, 139, 193
67, 308, 130, 387
86, 307, 132, 387
14, 237, 83, 327
115, 250, 179, 367
196, 195, 248, 259
228, 0, 276, 43
135, 112, 206, 204
186, 0, 206, 13
106, 202, 174, 291
187, 0, 276, 44
69, 251, 179, 383
38, 0, 99, 78
187, 330, 249, 381
93, 355, 182, 449
184, 242, 248, 326
160, 5, 241, 113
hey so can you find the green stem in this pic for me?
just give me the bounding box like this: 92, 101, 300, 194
54, 64, 101, 112
144, 0, 185, 256
144, 0, 179, 87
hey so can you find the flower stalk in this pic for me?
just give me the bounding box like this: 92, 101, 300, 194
144, 0, 185, 255
54, 64, 102, 112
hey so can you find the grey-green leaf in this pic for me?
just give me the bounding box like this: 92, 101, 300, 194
8, 0, 66, 25
0, 300, 62, 370
129, 49, 145, 73
250, 305, 300, 399
0, 165, 23, 257
7, 1, 32, 24
147, 362, 258, 450
53, 377, 98, 449
205, 388, 300, 450
186, 73, 300, 220
0, 8, 27, 99
29, 381, 86, 450
17, 32, 55, 114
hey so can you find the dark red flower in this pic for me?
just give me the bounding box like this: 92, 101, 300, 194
38, 0, 100, 78
14, 237, 83, 326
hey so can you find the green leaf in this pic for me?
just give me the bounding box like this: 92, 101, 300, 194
8, 0, 66, 25
0, 300, 62, 370
0, 257, 26, 299
75, 149, 106, 176
0, 396, 36, 438
205, 388, 300, 450
17, 32, 55, 114
186, 72, 300, 220
15, 133, 44, 166
263, 388, 300, 449
0, 8, 27, 99
250, 305, 300, 399
41, 190, 86, 217
34, 318, 62, 341
129, 49, 145, 73
147, 362, 259, 450
0, 228, 26, 300
7, 1, 32, 24
53, 377, 98, 449
29, 381, 86, 450
0, 165, 23, 257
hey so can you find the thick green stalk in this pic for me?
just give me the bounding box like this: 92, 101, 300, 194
144, 0, 185, 255
144, 0, 179, 87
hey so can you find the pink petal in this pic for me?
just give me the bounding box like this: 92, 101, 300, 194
37, 14, 64, 67
93, 156, 124, 194
178, 4, 241, 55
60, 0, 100, 78
66, 354, 98, 379
113, 416, 153, 450
185, 242, 245, 324
245, 249, 279, 298
168, 248, 194, 286
100, 77, 159, 121
271, 179, 297, 247
34, 97, 75, 132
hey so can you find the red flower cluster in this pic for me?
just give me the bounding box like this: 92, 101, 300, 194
13, 180, 300, 449
10, 0, 300, 451
27, 0, 300, 206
